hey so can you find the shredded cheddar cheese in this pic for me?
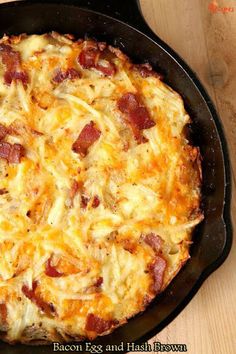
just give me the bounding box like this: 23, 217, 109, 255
0, 33, 203, 344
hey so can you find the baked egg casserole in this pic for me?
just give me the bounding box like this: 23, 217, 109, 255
0, 32, 203, 344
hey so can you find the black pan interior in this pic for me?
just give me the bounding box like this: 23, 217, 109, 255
0, 1, 232, 353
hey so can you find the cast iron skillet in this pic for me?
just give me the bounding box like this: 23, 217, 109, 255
0, 0, 232, 353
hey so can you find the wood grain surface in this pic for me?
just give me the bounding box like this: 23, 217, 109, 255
0, 1, 235, 353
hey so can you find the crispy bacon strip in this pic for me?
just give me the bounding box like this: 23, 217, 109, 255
118, 93, 155, 129
78, 41, 100, 69
0, 303, 7, 325
0, 189, 8, 195
0, 124, 8, 140
45, 256, 63, 278
144, 233, 162, 253
85, 314, 115, 334
22, 281, 56, 316
81, 194, 90, 209
92, 195, 100, 208
149, 256, 167, 294
134, 63, 163, 80
78, 41, 116, 76
0, 43, 28, 85
97, 42, 106, 51
117, 92, 155, 143
4, 71, 28, 86
0, 142, 25, 164
72, 121, 101, 157
52, 68, 80, 83
94, 277, 103, 287
96, 62, 116, 76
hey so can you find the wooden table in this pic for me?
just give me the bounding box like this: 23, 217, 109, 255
139, 1, 236, 354
0, 1, 235, 353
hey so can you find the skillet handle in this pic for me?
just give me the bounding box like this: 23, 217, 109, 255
201, 216, 232, 276
72, 0, 156, 38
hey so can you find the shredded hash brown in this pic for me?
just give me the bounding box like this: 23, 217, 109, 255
0, 32, 203, 344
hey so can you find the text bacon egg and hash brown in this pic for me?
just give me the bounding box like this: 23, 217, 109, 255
0, 32, 203, 344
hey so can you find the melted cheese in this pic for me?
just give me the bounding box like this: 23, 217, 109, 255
0, 33, 203, 344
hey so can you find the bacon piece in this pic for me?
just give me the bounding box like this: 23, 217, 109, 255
45, 256, 63, 278
129, 106, 155, 130
98, 42, 107, 51
8, 144, 24, 163
117, 93, 155, 143
22, 281, 56, 316
149, 256, 166, 294
94, 277, 103, 287
0, 124, 8, 140
85, 314, 115, 334
0, 142, 11, 161
0, 303, 7, 325
134, 63, 163, 80
72, 121, 101, 157
81, 195, 90, 209
0, 189, 8, 195
144, 233, 162, 253
0, 44, 28, 85
78, 41, 100, 69
0, 44, 20, 67
0, 142, 25, 164
96, 62, 116, 76
32, 296, 56, 316
52, 68, 80, 83
92, 195, 100, 208
4, 70, 28, 86
118, 93, 155, 129
78, 41, 115, 76
118, 92, 139, 114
